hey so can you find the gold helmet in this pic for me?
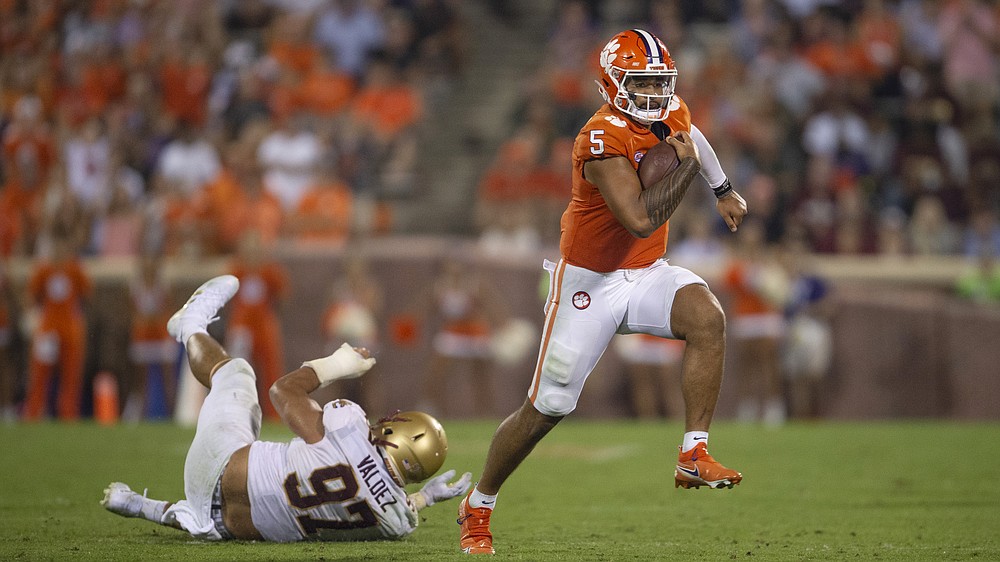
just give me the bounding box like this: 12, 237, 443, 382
371, 411, 448, 485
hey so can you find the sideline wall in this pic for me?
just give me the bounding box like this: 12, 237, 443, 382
5, 238, 997, 420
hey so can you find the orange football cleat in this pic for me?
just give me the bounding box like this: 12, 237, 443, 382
458, 492, 495, 555
674, 442, 743, 489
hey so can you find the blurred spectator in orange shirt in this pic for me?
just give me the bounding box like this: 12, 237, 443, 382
226, 229, 289, 420
476, 104, 571, 254
0, 199, 21, 257
2, 96, 55, 184
193, 143, 248, 253
855, 0, 902, 79
349, 53, 422, 140
23, 234, 93, 421
298, 51, 356, 117
78, 44, 127, 117
0, 141, 47, 257
219, 159, 284, 249
143, 171, 204, 258
343, 51, 422, 206
476, 134, 543, 256
800, 10, 880, 80
0, 1, 58, 56
288, 163, 353, 246
159, 46, 212, 127
267, 12, 320, 74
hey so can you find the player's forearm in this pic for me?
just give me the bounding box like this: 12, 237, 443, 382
690, 124, 727, 189
269, 368, 325, 444
639, 157, 701, 230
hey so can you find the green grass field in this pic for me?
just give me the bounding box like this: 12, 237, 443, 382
1, 420, 998, 561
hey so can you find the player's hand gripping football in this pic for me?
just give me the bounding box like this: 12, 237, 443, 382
664, 130, 700, 163
717, 188, 748, 232
418, 469, 472, 506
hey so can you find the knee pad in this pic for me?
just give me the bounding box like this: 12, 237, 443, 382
535, 341, 579, 416
534, 388, 576, 417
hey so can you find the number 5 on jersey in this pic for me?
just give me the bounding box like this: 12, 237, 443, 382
590, 129, 605, 155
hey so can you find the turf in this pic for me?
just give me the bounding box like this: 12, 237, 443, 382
1, 420, 998, 561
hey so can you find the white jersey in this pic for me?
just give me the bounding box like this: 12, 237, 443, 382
246, 400, 418, 542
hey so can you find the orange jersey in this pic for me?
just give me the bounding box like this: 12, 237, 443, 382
293, 185, 352, 242
221, 192, 284, 248
29, 260, 92, 319
129, 279, 172, 342
561, 98, 693, 273
2, 123, 55, 173
351, 85, 422, 137
300, 70, 354, 115
229, 262, 289, 325
723, 260, 776, 316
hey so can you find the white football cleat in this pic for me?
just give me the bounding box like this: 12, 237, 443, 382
101, 482, 144, 518
167, 275, 240, 344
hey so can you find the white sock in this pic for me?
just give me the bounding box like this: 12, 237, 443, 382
180, 324, 209, 347
681, 431, 709, 452
131, 491, 169, 522
469, 486, 497, 510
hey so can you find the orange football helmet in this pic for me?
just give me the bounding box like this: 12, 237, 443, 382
596, 29, 678, 123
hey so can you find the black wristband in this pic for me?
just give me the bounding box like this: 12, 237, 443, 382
712, 178, 733, 199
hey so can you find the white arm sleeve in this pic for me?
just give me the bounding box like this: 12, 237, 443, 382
690, 124, 727, 189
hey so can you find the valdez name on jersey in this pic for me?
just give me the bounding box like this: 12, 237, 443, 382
247, 399, 418, 542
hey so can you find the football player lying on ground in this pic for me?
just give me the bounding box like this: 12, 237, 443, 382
101, 275, 471, 542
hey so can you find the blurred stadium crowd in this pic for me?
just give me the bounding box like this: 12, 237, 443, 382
478, 0, 1000, 262
3, 0, 1000, 263
0, 0, 463, 260
2, 0, 1000, 423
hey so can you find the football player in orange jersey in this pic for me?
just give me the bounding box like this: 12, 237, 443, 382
23, 234, 93, 421
459, 29, 748, 554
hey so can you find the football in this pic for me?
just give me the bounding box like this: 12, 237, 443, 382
637, 141, 679, 188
